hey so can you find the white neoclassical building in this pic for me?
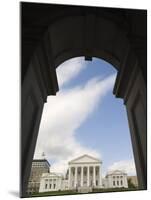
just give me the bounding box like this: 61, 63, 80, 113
39, 172, 68, 192
104, 170, 128, 188
68, 154, 102, 192
38, 155, 129, 193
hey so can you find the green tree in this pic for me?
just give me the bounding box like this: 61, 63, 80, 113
128, 178, 136, 188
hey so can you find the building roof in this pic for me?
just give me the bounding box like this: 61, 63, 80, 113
32, 159, 50, 167
106, 170, 127, 177
69, 154, 102, 164
41, 172, 63, 178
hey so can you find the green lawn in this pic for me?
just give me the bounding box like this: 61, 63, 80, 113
92, 187, 139, 193
30, 190, 78, 197
29, 187, 139, 198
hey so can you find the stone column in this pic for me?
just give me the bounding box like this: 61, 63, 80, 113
99, 165, 102, 187
74, 167, 77, 188
52, 178, 54, 190
124, 175, 128, 188
81, 166, 83, 187
68, 167, 71, 188
93, 166, 96, 187
87, 166, 90, 187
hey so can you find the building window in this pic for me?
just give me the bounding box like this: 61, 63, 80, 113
96, 180, 98, 186
45, 184, 47, 189
49, 184, 51, 189
113, 181, 115, 186
54, 184, 56, 189
121, 180, 123, 185
113, 176, 115, 178
117, 181, 119, 185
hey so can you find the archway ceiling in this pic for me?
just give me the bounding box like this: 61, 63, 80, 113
22, 2, 146, 81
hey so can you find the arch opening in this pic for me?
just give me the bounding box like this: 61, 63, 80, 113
28, 57, 137, 196
21, 3, 147, 197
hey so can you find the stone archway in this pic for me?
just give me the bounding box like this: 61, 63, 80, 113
21, 2, 147, 197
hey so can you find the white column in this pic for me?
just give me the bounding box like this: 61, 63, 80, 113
93, 166, 96, 187
52, 178, 54, 190
124, 175, 128, 188
68, 167, 71, 188
99, 165, 102, 187
74, 166, 77, 188
87, 166, 90, 187
81, 166, 83, 187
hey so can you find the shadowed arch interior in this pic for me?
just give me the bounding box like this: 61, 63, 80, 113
21, 2, 147, 197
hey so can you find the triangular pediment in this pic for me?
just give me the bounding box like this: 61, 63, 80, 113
69, 154, 101, 164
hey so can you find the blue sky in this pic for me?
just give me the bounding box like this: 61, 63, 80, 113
34, 57, 136, 177
65, 58, 134, 173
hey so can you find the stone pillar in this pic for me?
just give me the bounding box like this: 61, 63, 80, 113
87, 166, 90, 187
125, 176, 128, 188
99, 164, 102, 187
74, 167, 77, 188
124, 175, 128, 188
68, 167, 71, 188
52, 178, 54, 190
93, 166, 96, 187
113, 55, 147, 189
81, 166, 83, 187
21, 37, 58, 197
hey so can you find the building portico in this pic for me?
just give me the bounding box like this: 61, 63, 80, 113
68, 155, 102, 190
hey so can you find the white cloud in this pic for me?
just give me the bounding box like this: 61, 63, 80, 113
34, 58, 116, 175
107, 160, 136, 175
56, 57, 87, 87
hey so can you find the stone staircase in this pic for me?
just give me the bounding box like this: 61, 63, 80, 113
78, 186, 92, 193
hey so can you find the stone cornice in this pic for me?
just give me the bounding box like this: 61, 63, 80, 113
69, 163, 102, 167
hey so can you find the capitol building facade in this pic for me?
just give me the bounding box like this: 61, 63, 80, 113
39, 154, 128, 193
68, 154, 102, 192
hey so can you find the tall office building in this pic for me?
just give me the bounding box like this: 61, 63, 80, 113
27, 159, 50, 194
